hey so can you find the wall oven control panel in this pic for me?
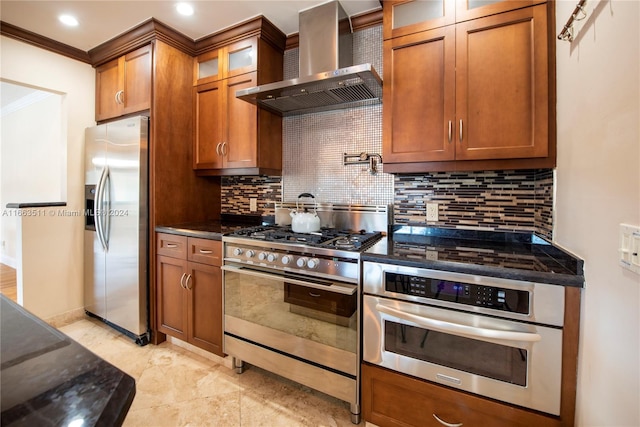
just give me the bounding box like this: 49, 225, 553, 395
384, 272, 530, 315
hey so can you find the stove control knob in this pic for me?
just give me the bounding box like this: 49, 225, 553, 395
246, 250, 255, 258
233, 248, 244, 256
281, 255, 292, 265
296, 257, 308, 268
307, 258, 320, 269
267, 253, 279, 262
258, 252, 268, 261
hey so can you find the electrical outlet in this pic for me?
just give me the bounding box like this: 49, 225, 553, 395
426, 250, 438, 261
249, 198, 258, 212
426, 202, 439, 222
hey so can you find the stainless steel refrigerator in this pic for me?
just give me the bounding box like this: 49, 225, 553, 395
84, 116, 149, 345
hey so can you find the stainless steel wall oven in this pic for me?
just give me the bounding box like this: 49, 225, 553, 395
362, 261, 566, 416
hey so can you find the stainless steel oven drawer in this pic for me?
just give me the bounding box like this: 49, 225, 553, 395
362, 295, 563, 416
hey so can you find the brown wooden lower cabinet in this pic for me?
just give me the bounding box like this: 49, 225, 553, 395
362, 363, 561, 427
156, 233, 224, 356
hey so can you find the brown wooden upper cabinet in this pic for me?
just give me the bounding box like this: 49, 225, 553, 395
194, 38, 258, 85
383, 2, 551, 171
193, 35, 284, 176
194, 73, 260, 170
383, 0, 545, 39
95, 44, 152, 121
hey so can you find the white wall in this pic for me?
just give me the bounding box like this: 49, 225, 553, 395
1, 90, 64, 266
554, 1, 640, 426
0, 36, 95, 319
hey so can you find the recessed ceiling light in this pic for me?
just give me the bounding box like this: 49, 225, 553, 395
59, 14, 79, 27
176, 3, 194, 16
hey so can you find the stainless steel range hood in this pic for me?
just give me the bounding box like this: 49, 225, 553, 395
236, 1, 382, 117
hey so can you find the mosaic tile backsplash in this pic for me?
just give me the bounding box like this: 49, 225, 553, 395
219, 24, 555, 238
221, 169, 554, 239
393, 169, 554, 239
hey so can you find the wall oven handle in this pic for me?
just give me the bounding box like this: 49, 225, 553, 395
375, 303, 541, 343
433, 414, 463, 427
222, 265, 356, 295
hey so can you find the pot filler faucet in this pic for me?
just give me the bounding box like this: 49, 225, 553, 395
343, 152, 383, 175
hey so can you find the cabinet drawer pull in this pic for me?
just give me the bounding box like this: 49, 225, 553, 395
433, 414, 462, 427
216, 142, 222, 156
185, 274, 193, 290
448, 120, 452, 143
180, 273, 187, 289
166, 243, 178, 248
308, 292, 321, 298
459, 119, 463, 142
198, 249, 213, 254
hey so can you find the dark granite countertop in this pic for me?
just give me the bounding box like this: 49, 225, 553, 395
0, 296, 135, 426
363, 226, 585, 287
155, 214, 265, 240
5, 202, 67, 208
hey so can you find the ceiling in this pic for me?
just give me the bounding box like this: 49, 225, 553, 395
0, 1, 382, 52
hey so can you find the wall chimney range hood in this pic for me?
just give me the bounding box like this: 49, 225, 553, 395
236, 1, 382, 117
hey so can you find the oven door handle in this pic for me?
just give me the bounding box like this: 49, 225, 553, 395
376, 303, 541, 343
222, 265, 356, 295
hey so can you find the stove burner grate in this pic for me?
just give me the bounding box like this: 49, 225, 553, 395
227, 225, 382, 252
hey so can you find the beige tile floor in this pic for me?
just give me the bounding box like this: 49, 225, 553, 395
58, 317, 356, 427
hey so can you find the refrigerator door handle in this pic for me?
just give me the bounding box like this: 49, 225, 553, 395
103, 167, 111, 251
95, 167, 108, 251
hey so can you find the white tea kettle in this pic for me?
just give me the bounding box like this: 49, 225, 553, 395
290, 193, 321, 233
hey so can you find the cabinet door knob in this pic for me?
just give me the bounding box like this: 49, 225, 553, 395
433, 414, 462, 427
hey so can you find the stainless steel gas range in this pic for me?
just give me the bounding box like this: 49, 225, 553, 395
222, 204, 391, 424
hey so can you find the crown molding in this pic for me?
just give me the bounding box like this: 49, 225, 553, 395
0, 21, 91, 64
89, 18, 196, 66
1, 7, 381, 65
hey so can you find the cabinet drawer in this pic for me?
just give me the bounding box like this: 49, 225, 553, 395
157, 233, 187, 258
362, 363, 560, 427
188, 237, 222, 266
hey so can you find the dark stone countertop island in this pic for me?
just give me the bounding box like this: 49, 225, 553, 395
0, 296, 135, 426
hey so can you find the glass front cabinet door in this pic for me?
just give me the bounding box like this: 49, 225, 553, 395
384, 0, 540, 39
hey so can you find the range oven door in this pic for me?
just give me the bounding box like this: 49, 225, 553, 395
362, 295, 563, 416
222, 263, 358, 377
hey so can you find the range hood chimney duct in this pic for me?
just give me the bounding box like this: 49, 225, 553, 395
236, 1, 382, 116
